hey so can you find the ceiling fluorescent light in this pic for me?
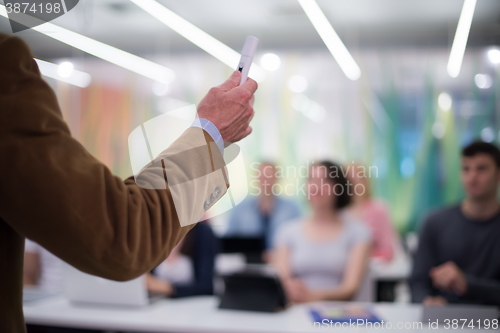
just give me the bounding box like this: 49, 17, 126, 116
297, 0, 361, 81
35, 59, 91, 88
0, 5, 175, 84
128, 0, 266, 82
447, 0, 477, 78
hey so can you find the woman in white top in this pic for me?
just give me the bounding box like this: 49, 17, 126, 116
273, 161, 372, 303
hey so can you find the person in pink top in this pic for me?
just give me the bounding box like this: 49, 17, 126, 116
346, 164, 397, 262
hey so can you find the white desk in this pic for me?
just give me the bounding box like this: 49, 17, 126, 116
24, 296, 490, 333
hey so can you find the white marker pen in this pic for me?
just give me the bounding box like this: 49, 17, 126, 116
237, 36, 259, 85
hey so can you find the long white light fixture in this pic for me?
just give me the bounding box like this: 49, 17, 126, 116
128, 0, 266, 82
447, 0, 477, 78
35, 59, 92, 88
0, 5, 175, 84
297, 0, 361, 81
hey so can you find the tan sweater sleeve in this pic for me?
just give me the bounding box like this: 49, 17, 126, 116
0, 34, 227, 281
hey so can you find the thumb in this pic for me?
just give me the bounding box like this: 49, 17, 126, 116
218, 71, 241, 91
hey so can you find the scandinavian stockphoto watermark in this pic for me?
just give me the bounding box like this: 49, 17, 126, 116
306, 318, 499, 330
308, 319, 423, 330
249, 161, 379, 199
2, 0, 80, 33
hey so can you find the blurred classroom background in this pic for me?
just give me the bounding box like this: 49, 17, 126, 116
4, 0, 500, 332
16, 0, 500, 234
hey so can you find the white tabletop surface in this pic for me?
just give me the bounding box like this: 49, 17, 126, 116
24, 295, 492, 333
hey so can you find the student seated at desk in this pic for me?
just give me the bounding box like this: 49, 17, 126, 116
273, 161, 372, 303
223, 162, 301, 262
410, 141, 500, 306
24, 239, 64, 292
346, 163, 397, 262
146, 222, 219, 298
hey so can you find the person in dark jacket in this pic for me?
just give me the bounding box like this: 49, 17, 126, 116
146, 222, 219, 297
410, 141, 500, 306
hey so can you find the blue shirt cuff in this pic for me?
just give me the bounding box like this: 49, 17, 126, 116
191, 118, 224, 155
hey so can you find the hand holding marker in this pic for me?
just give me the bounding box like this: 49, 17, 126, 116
237, 36, 259, 85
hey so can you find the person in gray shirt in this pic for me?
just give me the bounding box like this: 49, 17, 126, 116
273, 161, 372, 303
410, 141, 500, 306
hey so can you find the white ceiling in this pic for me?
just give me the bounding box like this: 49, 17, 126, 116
1, 0, 499, 58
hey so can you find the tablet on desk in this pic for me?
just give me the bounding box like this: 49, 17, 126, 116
219, 265, 287, 312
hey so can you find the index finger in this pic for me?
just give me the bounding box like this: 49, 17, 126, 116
238, 77, 258, 96
241, 78, 259, 95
